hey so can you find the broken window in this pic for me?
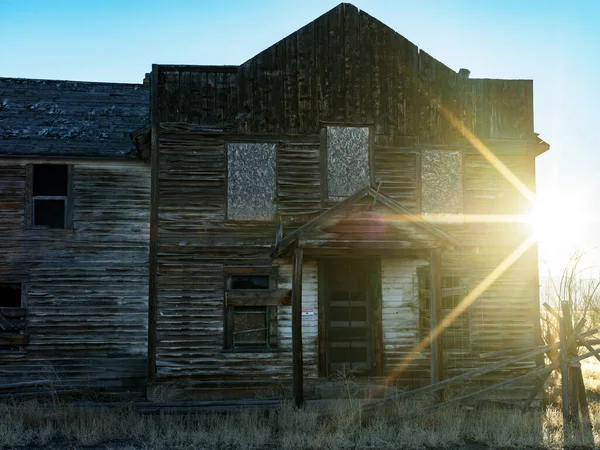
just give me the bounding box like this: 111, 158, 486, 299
31, 164, 71, 228
224, 271, 278, 350
0, 283, 27, 352
227, 143, 276, 221
323, 126, 370, 199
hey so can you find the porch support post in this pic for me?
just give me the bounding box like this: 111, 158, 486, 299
292, 245, 304, 408
429, 247, 444, 400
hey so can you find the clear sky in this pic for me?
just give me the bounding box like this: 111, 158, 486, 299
2, 0, 599, 276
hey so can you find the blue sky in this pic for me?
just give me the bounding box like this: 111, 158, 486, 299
2, 0, 599, 275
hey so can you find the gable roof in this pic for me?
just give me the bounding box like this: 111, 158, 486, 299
0, 77, 149, 159
230, 3, 537, 142
272, 186, 462, 258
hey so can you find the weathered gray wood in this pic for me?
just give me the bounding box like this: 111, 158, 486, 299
560, 301, 571, 436
364, 339, 566, 411
226, 289, 291, 306
0, 379, 49, 390
148, 65, 160, 383
522, 370, 552, 411
574, 367, 593, 443
420, 365, 554, 415
429, 247, 443, 401
292, 246, 304, 408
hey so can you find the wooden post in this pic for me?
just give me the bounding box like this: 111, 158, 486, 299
429, 248, 444, 401
292, 246, 304, 408
559, 301, 571, 442
562, 303, 579, 426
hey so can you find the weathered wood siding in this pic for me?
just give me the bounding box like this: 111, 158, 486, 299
150, 3, 543, 398
0, 162, 150, 392
0, 78, 149, 158
381, 257, 429, 386
157, 4, 534, 146
154, 126, 324, 392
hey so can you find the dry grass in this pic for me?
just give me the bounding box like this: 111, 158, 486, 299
5, 362, 600, 449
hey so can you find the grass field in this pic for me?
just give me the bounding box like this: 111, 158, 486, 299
2, 361, 600, 449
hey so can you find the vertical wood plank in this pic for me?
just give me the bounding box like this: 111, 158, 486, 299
66, 164, 74, 229
317, 260, 327, 377
429, 247, 444, 400
147, 65, 160, 383
24, 164, 33, 227
343, 3, 359, 123
292, 245, 304, 407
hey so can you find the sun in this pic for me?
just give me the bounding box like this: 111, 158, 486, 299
529, 187, 592, 271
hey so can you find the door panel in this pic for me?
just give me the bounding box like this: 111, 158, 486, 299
322, 260, 378, 376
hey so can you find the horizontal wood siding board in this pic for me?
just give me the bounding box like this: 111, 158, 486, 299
0, 162, 150, 393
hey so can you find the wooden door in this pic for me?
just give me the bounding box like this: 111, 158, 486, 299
320, 259, 380, 376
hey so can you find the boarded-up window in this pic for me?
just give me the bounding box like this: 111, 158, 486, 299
224, 271, 278, 350
324, 127, 370, 199
227, 143, 276, 221
421, 150, 463, 216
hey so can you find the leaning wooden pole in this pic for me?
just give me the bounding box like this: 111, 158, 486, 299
292, 245, 304, 408
559, 301, 571, 442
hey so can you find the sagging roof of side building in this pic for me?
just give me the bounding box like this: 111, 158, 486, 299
0, 77, 149, 159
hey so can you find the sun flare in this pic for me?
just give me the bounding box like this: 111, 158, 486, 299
529, 190, 589, 246
528, 187, 594, 273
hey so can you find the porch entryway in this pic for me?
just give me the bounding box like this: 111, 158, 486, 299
319, 259, 381, 377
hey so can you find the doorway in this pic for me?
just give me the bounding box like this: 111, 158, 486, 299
319, 259, 381, 377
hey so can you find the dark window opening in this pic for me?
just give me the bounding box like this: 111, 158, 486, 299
0, 283, 27, 352
231, 275, 269, 290
0, 284, 21, 308
33, 165, 68, 196
34, 199, 66, 229
31, 164, 69, 229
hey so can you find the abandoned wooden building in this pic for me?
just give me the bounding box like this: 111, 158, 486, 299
0, 3, 550, 401
0, 77, 151, 393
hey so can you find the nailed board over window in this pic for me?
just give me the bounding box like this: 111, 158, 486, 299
227, 143, 276, 221
421, 150, 463, 217
325, 126, 370, 199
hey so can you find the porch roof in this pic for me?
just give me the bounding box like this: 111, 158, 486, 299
272, 186, 462, 258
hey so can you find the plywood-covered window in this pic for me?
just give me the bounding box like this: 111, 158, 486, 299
421, 150, 463, 217
224, 268, 290, 350
227, 143, 276, 221
322, 126, 370, 200
0, 282, 27, 351
28, 164, 73, 229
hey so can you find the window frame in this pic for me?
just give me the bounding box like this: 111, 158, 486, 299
319, 124, 375, 202
223, 267, 282, 351
25, 163, 74, 230
0, 280, 28, 352
225, 142, 278, 222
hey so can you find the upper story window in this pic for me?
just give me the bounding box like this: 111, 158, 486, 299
420, 150, 463, 218
29, 164, 72, 229
227, 143, 276, 221
322, 126, 371, 200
